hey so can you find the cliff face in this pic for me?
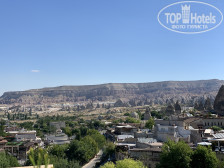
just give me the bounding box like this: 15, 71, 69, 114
214, 85, 224, 116
1, 79, 223, 105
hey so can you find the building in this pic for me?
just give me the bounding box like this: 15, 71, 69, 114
7, 129, 37, 142
45, 132, 70, 145
129, 148, 161, 168
49, 121, 66, 130
115, 125, 137, 135
154, 124, 190, 142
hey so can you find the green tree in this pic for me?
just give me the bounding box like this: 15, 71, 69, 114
80, 136, 99, 163
145, 118, 155, 129
101, 159, 145, 168
63, 126, 72, 137
103, 141, 115, 157
48, 144, 68, 158
0, 152, 20, 168
157, 140, 192, 168
191, 145, 218, 168
116, 159, 146, 168
66, 136, 98, 165
88, 129, 106, 149
101, 162, 115, 168
125, 117, 140, 123
124, 113, 130, 116
210, 126, 222, 132
49, 156, 80, 168
19, 122, 33, 130
27, 148, 50, 168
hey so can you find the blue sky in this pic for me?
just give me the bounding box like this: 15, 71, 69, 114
0, 0, 224, 95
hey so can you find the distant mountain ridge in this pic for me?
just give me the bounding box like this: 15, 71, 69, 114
1, 79, 223, 105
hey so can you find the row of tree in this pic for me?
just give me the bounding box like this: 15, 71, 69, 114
157, 140, 220, 168
26, 128, 107, 167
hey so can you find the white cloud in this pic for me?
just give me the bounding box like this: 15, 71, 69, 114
31, 70, 40, 73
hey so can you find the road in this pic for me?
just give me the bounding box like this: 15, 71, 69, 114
82, 150, 103, 168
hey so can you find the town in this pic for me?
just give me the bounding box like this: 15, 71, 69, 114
0, 85, 224, 168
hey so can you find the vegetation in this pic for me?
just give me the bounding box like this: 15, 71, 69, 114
22, 116, 107, 167
151, 110, 163, 119
19, 121, 34, 130
191, 145, 218, 168
125, 117, 140, 123
145, 118, 155, 129
101, 158, 146, 168
124, 112, 130, 116
210, 126, 222, 132
27, 148, 50, 168
157, 140, 219, 168
0, 152, 20, 167
157, 140, 192, 168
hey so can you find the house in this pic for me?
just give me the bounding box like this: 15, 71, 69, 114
154, 124, 190, 142
7, 129, 37, 142
129, 148, 161, 168
50, 121, 66, 130
115, 125, 137, 135
45, 132, 70, 145
4, 141, 35, 161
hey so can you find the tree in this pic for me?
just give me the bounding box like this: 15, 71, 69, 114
0, 124, 6, 137
124, 113, 130, 116
157, 140, 192, 168
191, 145, 218, 168
48, 144, 68, 158
49, 155, 80, 168
103, 141, 115, 157
101, 159, 145, 168
116, 159, 146, 168
210, 126, 222, 132
63, 126, 72, 137
145, 118, 155, 129
125, 117, 140, 123
80, 136, 98, 163
19, 122, 33, 130
27, 148, 50, 168
66, 136, 98, 165
0, 152, 20, 167
88, 129, 106, 149
101, 162, 115, 168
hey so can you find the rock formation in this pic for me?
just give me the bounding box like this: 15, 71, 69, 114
166, 104, 175, 115
1, 79, 223, 105
214, 85, 224, 116
144, 107, 151, 120
174, 101, 181, 114
130, 112, 139, 119
204, 97, 213, 111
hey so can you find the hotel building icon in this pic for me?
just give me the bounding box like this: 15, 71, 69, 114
182, 5, 191, 24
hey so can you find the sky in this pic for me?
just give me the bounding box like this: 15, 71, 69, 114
0, 0, 224, 95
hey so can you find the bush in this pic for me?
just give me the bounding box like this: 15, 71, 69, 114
210, 126, 222, 132
101, 159, 146, 168
0, 152, 20, 167
125, 117, 140, 123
